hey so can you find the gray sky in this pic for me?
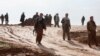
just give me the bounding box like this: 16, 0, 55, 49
0, 0, 100, 25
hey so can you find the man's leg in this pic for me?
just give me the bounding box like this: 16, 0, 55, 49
67, 31, 71, 40
83, 21, 84, 25
6, 21, 8, 25
57, 22, 59, 27
82, 21, 84, 25
63, 31, 66, 40
36, 31, 39, 44
54, 22, 56, 27
1, 21, 3, 25
22, 21, 24, 27
36, 35, 38, 44
38, 35, 42, 44
38, 30, 43, 44
2, 21, 3, 25
88, 33, 92, 48
92, 31, 98, 46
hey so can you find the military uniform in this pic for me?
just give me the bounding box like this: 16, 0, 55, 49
61, 17, 71, 40
81, 16, 85, 26
87, 20, 98, 47
5, 13, 9, 25
54, 14, 60, 27
0, 14, 4, 25
34, 16, 46, 44
20, 13, 25, 27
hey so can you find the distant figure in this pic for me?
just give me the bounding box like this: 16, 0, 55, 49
34, 13, 46, 44
81, 16, 85, 26
54, 13, 60, 27
32, 12, 39, 34
33, 12, 39, 24
61, 13, 71, 41
45, 14, 49, 25
48, 14, 52, 26
0, 14, 4, 25
5, 13, 9, 25
87, 16, 98, 48
20, 12, 25, 27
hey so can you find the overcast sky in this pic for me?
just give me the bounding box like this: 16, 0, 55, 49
0, 0, 100, 25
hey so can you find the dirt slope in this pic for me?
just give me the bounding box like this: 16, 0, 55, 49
0, 26, 100, 56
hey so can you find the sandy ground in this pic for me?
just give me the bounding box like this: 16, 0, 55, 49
0, 25, 100, 56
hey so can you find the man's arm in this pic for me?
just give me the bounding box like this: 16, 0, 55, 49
69, 20, 71, 29
94, 21, 97, 28
87, 22, 90, 31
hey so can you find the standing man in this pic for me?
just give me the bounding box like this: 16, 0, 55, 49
0, 14, 4, 25
45, 14, 49, 26
54, 13, 60, 27
61, 13, 71, 41
81, 16, 85, 26
48, 14, 52, 26
34, 13, 46, 45
32, 12, 39, 34
33, 12, 39, 25
20, 12, 25, 27
5, 13, 9, 25
87, 16, 98, 48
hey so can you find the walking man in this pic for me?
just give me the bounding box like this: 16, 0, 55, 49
34, 13, 46, 45
61, 13, 71, 41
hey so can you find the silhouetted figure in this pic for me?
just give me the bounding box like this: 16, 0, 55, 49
5, 13, 9, 25
33, 12, 39, 35
54, 13, 60, 27
45, 14, 49, 25
34, 13, 46, 44
48, 14, 52, 26
20, 12, 25, 27
87, 16, 98, 48
61, 13, 71, 41
0, 14, 4, 25
33, 12, 39, 24
81, 16, 85, 26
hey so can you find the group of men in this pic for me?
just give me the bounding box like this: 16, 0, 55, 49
45, 14, 52, 26
33, 12, 61, 27
0, 13, 9, 25
19, 12, 98, 48
33, 12, 98, 48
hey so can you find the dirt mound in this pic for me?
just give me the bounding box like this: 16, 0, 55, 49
71, 31, 100, 45
0, 47, 58, 56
